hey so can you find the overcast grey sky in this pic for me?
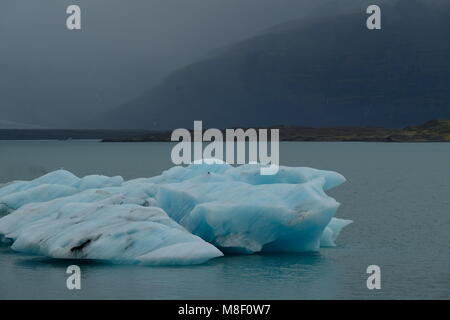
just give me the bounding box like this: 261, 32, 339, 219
0, 0, 383, 128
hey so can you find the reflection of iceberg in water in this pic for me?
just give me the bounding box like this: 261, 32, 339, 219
0, 161, 352, 265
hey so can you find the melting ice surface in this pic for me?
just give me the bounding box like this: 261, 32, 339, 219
0, 161, 352, 265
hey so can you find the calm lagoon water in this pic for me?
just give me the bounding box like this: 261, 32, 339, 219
0, 140, 449, 299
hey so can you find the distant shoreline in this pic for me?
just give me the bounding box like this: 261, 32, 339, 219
0, 119, 449, 142
0, 129, 157, 141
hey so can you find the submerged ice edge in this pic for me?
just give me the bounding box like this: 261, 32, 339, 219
0, 162, 352, 266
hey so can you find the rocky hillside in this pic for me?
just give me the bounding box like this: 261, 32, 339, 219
103, 119, 450, 142
104, 0, 450, 130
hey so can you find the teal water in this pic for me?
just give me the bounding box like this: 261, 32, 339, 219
0, 141, 449, 299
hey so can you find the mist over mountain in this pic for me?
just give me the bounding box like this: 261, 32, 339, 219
2, 0, 362, 128
104, 0, 450, 129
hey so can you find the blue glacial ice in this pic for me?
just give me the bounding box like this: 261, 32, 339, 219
0, 162, 352, 265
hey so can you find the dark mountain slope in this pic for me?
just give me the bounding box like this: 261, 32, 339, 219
104, 0, 450, 129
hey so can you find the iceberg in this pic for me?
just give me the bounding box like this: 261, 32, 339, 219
0, 162, 352, 265
0, 198, 222, 265
0, 170, 124, 215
